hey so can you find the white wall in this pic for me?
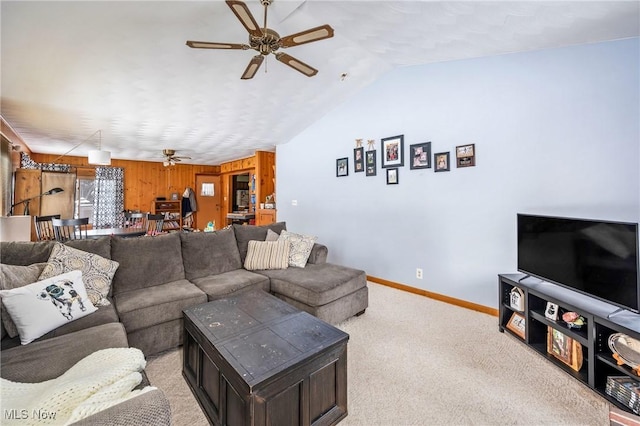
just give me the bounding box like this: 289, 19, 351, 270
276, 38, 640, 309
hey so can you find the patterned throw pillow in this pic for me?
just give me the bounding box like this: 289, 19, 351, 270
38, 243, 119, 306
0, 263, 48, 338
278, 230, 317, 268
0, 270, 97, 345
244, 240, 290, 271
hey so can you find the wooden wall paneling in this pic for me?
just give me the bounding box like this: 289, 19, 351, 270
41, 171, 75, 219
29, 154, 219, 217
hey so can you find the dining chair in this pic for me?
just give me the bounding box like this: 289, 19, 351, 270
146, 214, 165, 234
52, 217, 90, 241
124, 212, 147, 229
34, 214, 61, 241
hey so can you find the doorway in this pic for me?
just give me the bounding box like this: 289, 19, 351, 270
195, 174, 222, 230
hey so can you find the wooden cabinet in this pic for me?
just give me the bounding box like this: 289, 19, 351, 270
152, 200, 182, 231
219, 151, 275, 218
255, 209, 276, 226
499, 274, 640, 415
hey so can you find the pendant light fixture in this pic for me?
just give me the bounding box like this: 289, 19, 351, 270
87, 130, 111, 165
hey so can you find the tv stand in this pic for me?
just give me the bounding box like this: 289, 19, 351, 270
517, 274, 532, 283
499, 273, 640, 416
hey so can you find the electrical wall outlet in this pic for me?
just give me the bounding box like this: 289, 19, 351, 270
292, 200, 298, 206
416, 268, 423, 279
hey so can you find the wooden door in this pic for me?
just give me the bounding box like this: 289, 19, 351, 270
195, 174, 222, 231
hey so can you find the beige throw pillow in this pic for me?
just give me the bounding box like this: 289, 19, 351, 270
244, 240, 290, 270
278, 230, 317, 268
39, 243, 119, 307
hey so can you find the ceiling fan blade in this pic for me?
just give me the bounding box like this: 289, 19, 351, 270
226, 0, 263, 38
275, 52, 317, 77
279, 24, 334, 48
241, 55, 265, 80
186, 40, 249, 50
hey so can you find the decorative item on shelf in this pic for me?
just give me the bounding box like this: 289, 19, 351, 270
171, 192, 179, 200
264, 194, 275, 209
547, 327, 583, 371
506, 312, 526, 339
609, 333, 640, 376
562, 311, 586, 329
545, 302, 559, 321
509, 286, 524, 311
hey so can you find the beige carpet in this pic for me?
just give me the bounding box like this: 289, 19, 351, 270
146, 283, 610, 426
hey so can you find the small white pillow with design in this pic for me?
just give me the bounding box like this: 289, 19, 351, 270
0, 270, 97, 345
278, 230, 317, 268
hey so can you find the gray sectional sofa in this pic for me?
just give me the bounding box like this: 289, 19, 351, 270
0, 222, 368, 424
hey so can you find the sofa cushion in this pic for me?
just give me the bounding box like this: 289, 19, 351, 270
111, 232, 185, 294
0, 270, 98, 345
260, 263, 367, 306
233, 222, 287, 263
278, 230, 317, 268
180, 228, 242, 280
244, 240, 290, 270
114, 279, 206, 333
39, 242, 119, 307
64, 236, 112, 259
0, 322, 129, 383
0, 241, 55, 266
0, 263, 48, 338
191, 269, 270, 300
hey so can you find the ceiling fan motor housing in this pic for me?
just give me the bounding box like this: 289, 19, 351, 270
250, 29, 280, 55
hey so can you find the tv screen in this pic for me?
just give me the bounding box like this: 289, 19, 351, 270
517, 214, 639, 313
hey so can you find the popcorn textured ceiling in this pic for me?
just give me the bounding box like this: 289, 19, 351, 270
1, 1, 638, 165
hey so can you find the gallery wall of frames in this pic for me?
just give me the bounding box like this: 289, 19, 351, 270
336, 135, 476, 185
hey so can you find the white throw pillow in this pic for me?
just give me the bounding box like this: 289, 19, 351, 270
244, 240, 290, 270
39, 243, 119, 307
278, 230, 317, 268
0, 270, 97, 345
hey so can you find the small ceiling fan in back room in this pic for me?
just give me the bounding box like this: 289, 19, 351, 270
162, 149, 191, 167
186, 0, 334, 79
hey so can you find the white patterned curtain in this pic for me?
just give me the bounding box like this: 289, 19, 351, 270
93, 167, 124, 228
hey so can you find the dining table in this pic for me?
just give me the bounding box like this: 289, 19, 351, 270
83, 227, 148, 239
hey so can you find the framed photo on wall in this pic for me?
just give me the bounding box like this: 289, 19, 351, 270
434, 152, 450, 172
409, 142, 431, 170
456, 143, 476, 168
354, 147, 364, 173
366, 150, 377, 176
381, 135, 404, 168
336, 157, 348, 177
386, 168, 399, 185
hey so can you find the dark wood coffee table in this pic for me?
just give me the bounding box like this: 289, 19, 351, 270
183, 290, 349, 426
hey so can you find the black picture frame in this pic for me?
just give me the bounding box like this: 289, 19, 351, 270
434, 152, 450, 172
381, 134, 404, 168
386, 168, 399, 185
354, 147, 364, 173
336, 157, 348, 177
365, 150, 377, 176
456, 143, 476, 168
409, 142, 432, 170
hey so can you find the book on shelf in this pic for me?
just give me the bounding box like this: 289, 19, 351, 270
606, 376, 640, 414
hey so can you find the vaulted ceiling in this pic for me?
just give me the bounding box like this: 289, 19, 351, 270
1, 1, 638, 165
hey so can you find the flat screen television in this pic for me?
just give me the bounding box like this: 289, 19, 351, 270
517, 214, 640, 313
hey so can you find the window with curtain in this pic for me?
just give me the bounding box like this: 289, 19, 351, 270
93, 167, 124, 228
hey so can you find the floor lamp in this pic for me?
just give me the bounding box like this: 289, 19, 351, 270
9, 187, 64, 216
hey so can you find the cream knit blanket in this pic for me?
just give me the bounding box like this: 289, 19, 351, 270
1, 348, 155, 425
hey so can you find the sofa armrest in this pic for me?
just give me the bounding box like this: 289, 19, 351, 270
69, 388, 171, 426
307, 243, 328, 265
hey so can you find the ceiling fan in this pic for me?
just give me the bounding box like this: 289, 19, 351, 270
186, 0, 334, 79
162, 149, 191, 167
